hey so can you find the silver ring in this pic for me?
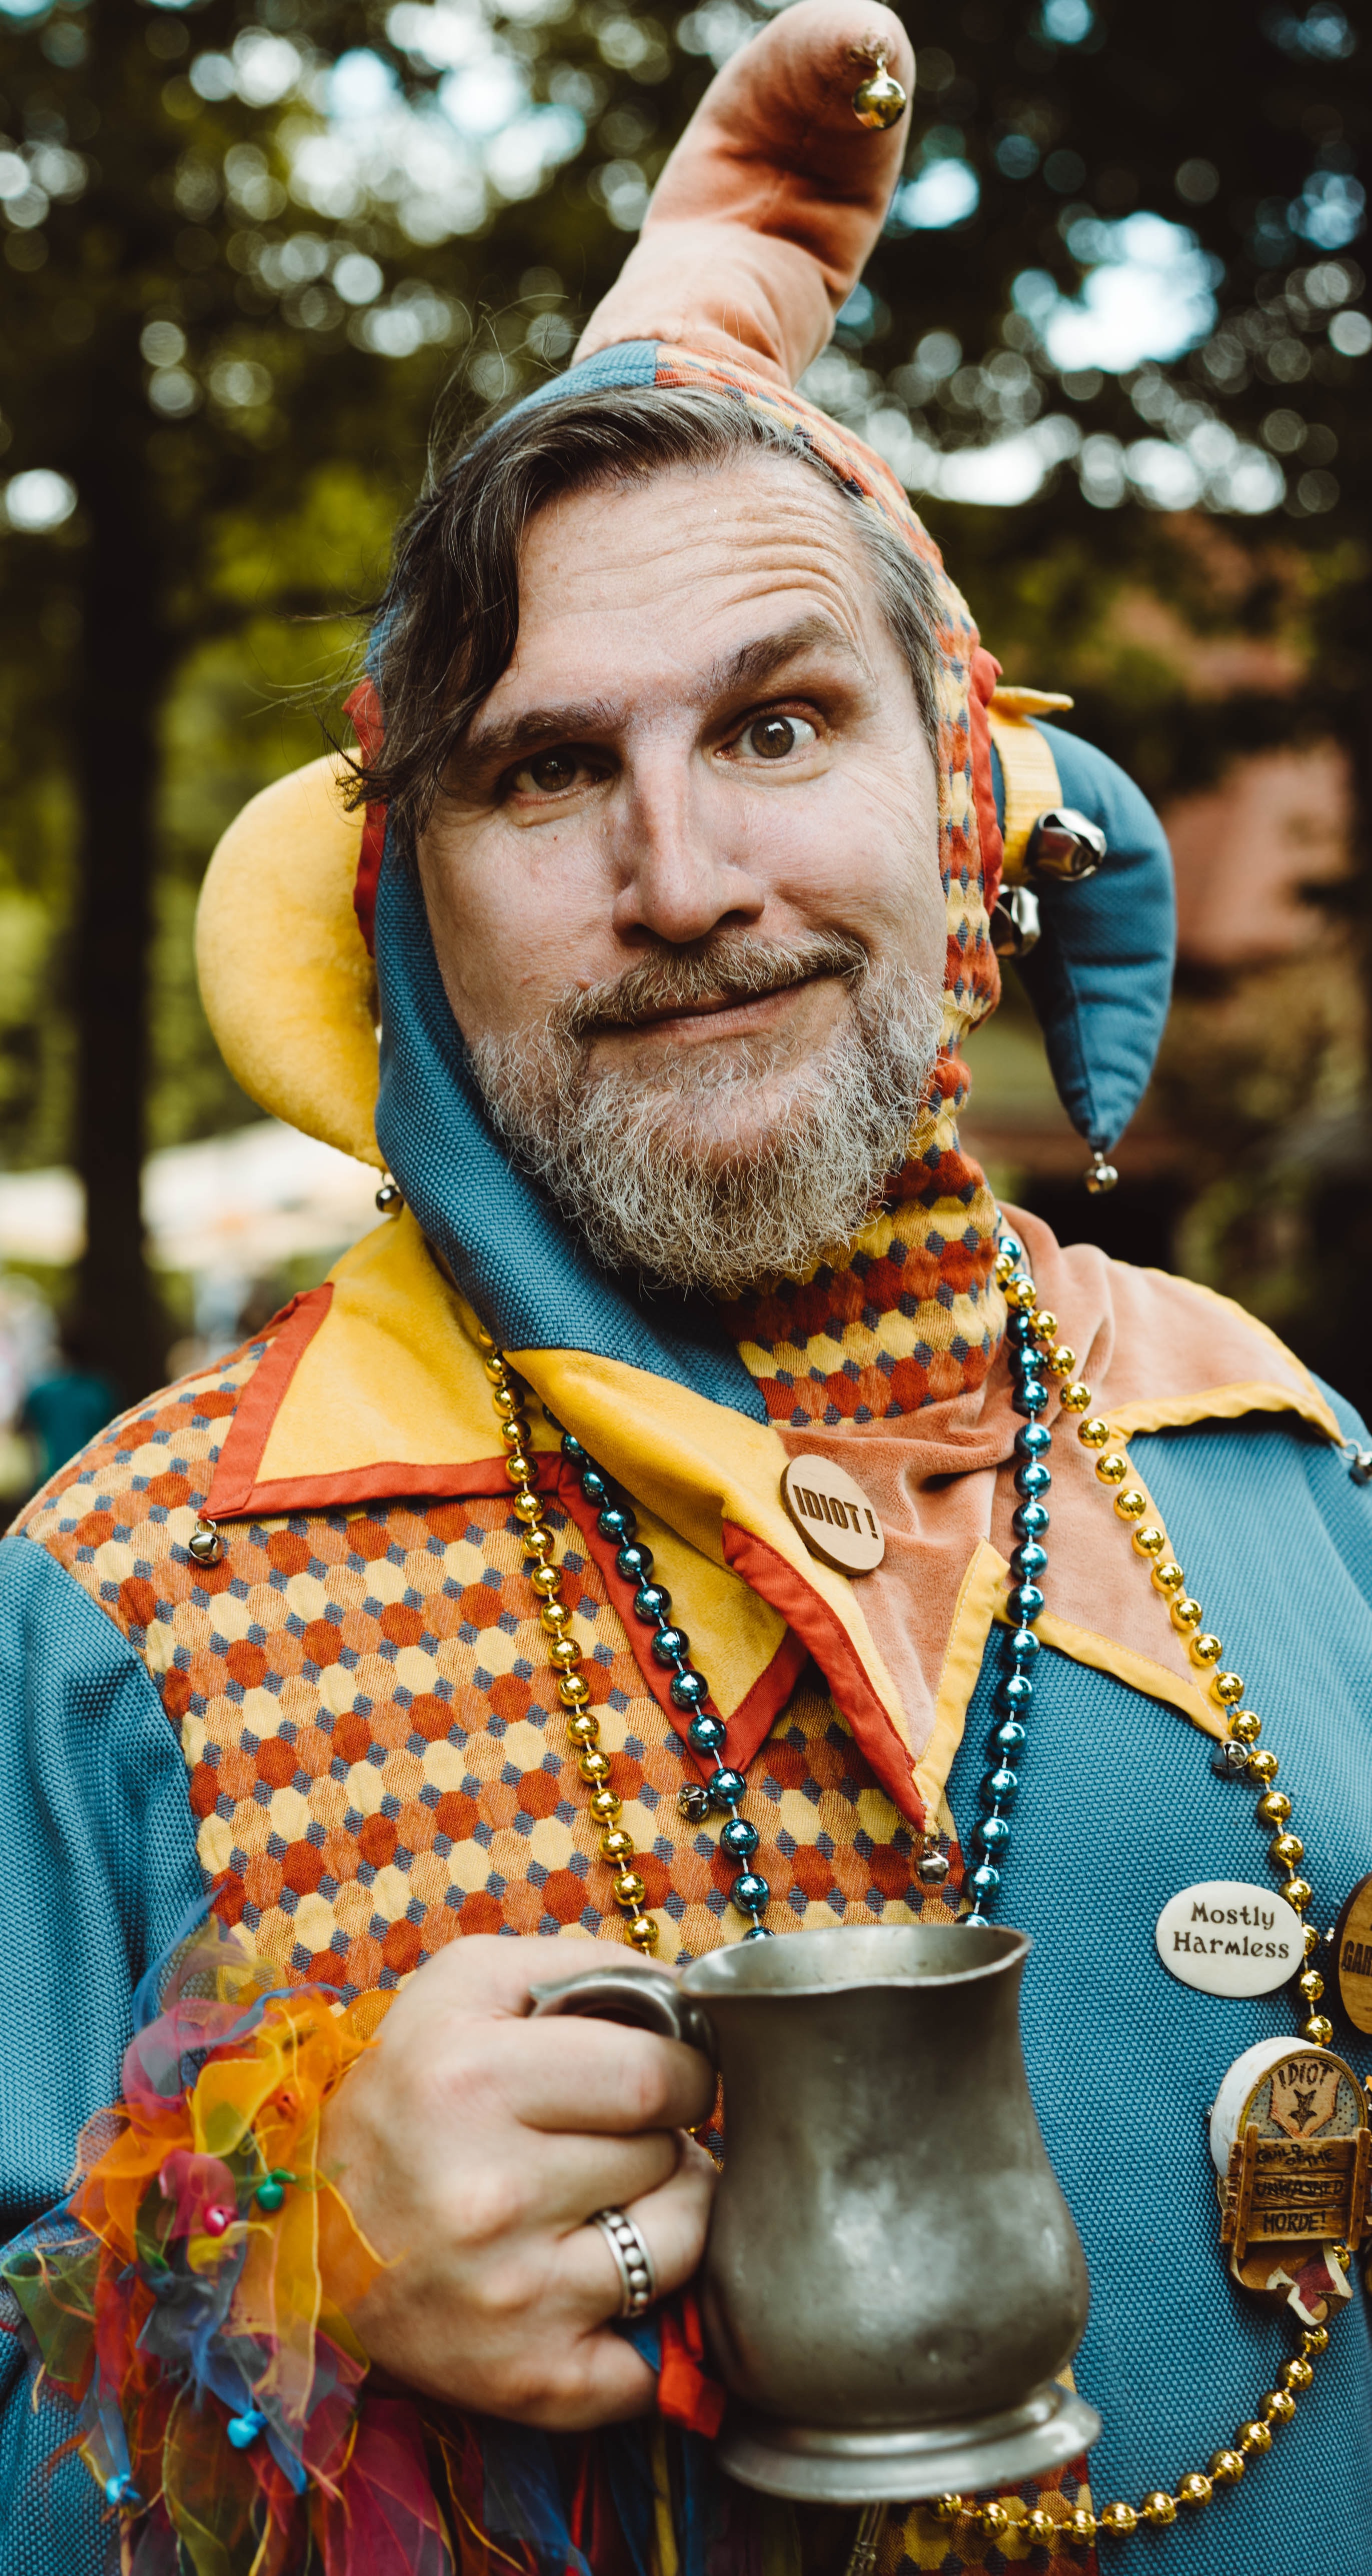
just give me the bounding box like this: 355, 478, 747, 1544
590, 2206, 657, 2317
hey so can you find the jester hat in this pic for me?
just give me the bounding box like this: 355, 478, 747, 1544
199, 0, 1174, 1238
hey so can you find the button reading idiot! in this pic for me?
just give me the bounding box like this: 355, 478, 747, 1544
781, 1457, 885, 1575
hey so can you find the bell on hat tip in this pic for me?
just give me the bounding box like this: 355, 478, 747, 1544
851, 55, 908, 130
1084, 1151, 1118, 1196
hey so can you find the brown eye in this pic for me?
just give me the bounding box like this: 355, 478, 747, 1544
525, 751, 579, 793
737, 714, 816, 762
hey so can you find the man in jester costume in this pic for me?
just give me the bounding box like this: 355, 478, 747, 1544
3, 7, 1371, 2569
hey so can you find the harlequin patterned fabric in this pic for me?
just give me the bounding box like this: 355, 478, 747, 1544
14, 1340, 1110, 2576
725, 1052, 1003, 1424
16, 1345, 961, 1995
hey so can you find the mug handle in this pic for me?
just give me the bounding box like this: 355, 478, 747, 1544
528, 1964, 715, 2063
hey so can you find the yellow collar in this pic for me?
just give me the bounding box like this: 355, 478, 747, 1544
206, 1209, 1338, 1831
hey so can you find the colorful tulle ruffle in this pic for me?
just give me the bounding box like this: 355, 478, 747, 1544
3, 1911, 739, 2576
0, 1909, 436, 2571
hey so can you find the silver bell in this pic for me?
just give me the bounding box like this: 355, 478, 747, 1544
989, 886, 1041, 959
917, 1846, 951, 1887
1025, 808, 1107, 884
1084, 1150, 1118, 1195
187, 1519, 225, 1567
678, 1783, 712, 1826
375, 1177, 404, 1215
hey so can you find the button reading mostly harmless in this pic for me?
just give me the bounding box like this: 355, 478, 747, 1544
1156, 1880, 1308, 1999
780, 1456, 886, 1575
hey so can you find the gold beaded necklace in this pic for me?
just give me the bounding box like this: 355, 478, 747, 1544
477, 1325, 662, 1953
480, 1267, 1351, 2551
927, 1245, 1346, 2547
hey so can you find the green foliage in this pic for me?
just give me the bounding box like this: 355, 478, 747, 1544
0, 0, 1367, 1388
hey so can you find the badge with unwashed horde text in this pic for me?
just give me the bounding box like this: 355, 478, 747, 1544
1211, 2038, 1370, 2320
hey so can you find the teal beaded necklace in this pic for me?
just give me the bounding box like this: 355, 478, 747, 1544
486, 1256, 1361, 2549
559, 1430, 774, 1940
477, 1325, 772, 1945
498, 1228, 1048, 1949
964, 1224, 1055, 1926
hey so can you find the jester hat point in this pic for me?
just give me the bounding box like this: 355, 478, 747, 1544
198, 0, 1174, 1183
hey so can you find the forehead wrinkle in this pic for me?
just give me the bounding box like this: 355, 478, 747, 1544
519, 471, 884, 651
706, 612, 869, 701
461, 608, 866, 772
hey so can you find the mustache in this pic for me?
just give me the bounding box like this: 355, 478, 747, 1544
467, 946, 945, 1300
554, 932, 871, 1040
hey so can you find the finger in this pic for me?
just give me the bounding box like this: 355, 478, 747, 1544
510, 2330, 660, 2432
557, 2137, 717, 2322
494, 2018, 716, 2136
518, 2126, 682, 2227
394, 1934, 675, 2026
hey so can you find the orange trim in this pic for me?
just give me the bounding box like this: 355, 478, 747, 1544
721, 1520, 924, 1829
559, 1458, 812, 1765
343, 678, 386, 957
969, 646, 1004, 914
722, 1629, 813, 1772
206, 1286, 335, 1517
208, 1455, 550, 1518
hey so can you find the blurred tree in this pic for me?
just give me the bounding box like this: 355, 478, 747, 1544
0, 0, 681, 1396
821, 0, 1369, 819
0, 0, 1366, 1401
786, 0, 1368, 1394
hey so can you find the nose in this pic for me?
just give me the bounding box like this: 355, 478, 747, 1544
609, 746, 767, 946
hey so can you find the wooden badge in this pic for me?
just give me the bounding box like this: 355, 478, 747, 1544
781, 1457, 885, 1576
1155, 1879, 1306, 1998
1332, 1871, 1372, 2035
1213, 2039, 1369, 2298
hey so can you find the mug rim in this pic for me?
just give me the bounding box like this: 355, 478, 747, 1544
680, 1919, 1031, 1999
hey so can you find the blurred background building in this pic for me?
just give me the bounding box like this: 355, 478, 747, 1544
0, 0, 1367, 1504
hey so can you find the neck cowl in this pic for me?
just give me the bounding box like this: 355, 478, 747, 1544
722, 1050, 1006, 1425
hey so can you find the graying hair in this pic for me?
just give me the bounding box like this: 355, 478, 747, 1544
352, 383, 944, 846
468, 932, 945, 1299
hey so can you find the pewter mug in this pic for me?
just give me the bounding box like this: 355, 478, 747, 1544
532, 1922, 1099, 2503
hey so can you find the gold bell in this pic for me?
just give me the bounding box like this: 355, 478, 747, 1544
851, 55, 908, 130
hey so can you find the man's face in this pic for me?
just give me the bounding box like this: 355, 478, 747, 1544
416, 452, 948, 1292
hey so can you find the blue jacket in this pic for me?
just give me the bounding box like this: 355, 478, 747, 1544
1, 1366, 1370, 2574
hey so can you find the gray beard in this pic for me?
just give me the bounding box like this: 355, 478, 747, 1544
466, 933, 944, 1301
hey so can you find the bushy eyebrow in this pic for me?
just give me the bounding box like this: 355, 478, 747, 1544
706, 613, 866, 700
455, 614, 863, 778
458, 696, 620, 775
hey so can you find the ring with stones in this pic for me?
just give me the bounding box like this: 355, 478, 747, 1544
591, 2206, 657, 2316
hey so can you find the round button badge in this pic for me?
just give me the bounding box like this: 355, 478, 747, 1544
1332, 1872, 1372, 2035
781, 1456, 885, 1576
1156, 1880, 1307, 1999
